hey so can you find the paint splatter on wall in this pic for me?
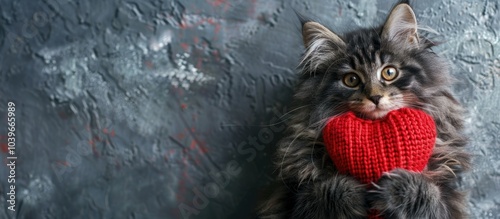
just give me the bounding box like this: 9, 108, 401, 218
0, 0, 498, 218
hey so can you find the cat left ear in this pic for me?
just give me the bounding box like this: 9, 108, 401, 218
381, 3, 419, 46
300, 21, 346, 73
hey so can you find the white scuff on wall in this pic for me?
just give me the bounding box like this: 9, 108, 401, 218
38, 43, 96, 101
36, 32, 214, 136
152, 53, 214, 90
38, 30, 213, 95
149, 30, 173, 52
146, 30, 214, 90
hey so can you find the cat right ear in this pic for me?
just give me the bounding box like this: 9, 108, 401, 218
299, 19, 346, 73
381, 3, 419, 46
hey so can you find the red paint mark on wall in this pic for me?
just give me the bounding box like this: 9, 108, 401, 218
164, 149, 176, 162
144, 60, 154, 69
176, 133, 186, 140
56, 160, 70, 167
189, 140, 197, 150
181, 103, 188, 110
206, 18, 221, 34
103, 128, 116, 137
88, 139, 100, 157
178, 16, 222, 39
197, 141, 209, 154
196, 58, 203, 69
207, 0, 230, 11
187, 139, 210, 155
0, 143, 8, 154
180, 43, 190, 51
248, 0, 257, 17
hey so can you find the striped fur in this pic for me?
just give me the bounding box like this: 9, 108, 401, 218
259, 2, 470, 219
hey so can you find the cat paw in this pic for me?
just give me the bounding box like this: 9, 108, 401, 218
328, 176, 368, 218
367, 169, 444, 218
293, 175, 368, 219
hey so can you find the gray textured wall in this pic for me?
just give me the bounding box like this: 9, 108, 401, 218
0, 0, 498, 218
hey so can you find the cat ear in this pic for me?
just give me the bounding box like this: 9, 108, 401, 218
301, 21, 346, 72
381, 3, 419, 46
302, 21, 344, 48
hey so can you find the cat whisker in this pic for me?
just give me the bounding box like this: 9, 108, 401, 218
403, 99, 444, 120
370, 182, 382, 190
220, 105, 311, 127
308, 107, 349, 175
279, 104, 348, 188
279, 123, 319, 188
265, 105, 311, 127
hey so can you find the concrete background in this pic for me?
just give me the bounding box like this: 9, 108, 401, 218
0, 0, 498, 218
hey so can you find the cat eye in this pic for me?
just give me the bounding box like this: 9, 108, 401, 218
342, 73, 361, 87
381, 66, 399, 81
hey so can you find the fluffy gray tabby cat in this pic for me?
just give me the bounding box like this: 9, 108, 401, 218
258, 1, 470, 218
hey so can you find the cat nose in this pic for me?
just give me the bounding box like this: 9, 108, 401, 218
369, 95, 382, 105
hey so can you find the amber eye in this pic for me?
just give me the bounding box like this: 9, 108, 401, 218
343, 73, 361, 87
381, 66, 399, 81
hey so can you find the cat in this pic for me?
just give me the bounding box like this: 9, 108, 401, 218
258, 1, 471, 219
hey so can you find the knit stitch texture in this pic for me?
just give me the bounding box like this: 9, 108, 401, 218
322, 108, 436, 218
323, 108, 436, 184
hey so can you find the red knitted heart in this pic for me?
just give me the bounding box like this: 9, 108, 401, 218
322, 108, 436, 185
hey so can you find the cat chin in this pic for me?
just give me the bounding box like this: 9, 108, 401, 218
357, 109, 391, 120
354, 104, 403, 120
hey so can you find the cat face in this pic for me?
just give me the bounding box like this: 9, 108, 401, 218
333, 32, 422, 119
340, 62, 408, 119
299, 4, 447, 120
